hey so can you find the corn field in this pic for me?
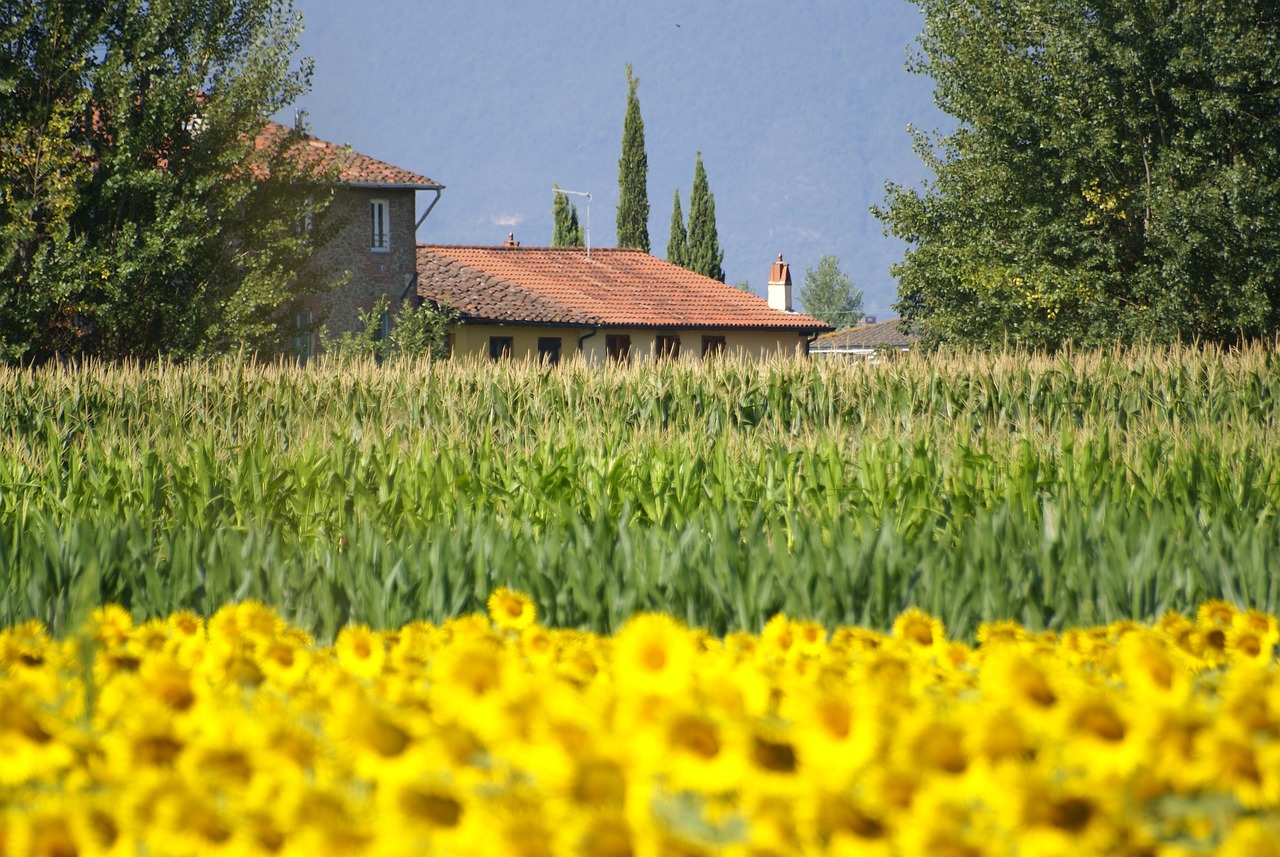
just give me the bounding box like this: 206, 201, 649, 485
2, 345, 1279, 641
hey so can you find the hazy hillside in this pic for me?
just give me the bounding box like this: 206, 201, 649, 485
290, 1, 950, 318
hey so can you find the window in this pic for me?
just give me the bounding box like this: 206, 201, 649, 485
370, 199, 390, 251
489, 336, 513, 360
292, 309, 313, 362
606, 334, 631, 363
655, 335, 680, 360
537, 337, 562, 365
701, 335, 726, 358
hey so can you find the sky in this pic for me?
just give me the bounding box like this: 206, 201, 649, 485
286, 1, 951, 320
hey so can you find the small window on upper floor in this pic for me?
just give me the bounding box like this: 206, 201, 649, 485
370, 199, 390, 252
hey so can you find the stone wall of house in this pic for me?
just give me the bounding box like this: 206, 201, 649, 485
299, 187, 419, 346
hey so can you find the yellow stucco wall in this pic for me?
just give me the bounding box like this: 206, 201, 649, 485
449, 325, 812, 363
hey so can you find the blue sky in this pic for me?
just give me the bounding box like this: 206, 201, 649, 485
287, 1, 950, 319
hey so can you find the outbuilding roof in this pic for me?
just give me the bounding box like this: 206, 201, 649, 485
416, 245, 833, 331
810, 319, 918, 351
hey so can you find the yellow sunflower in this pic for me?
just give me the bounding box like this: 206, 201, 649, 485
333, 623, 386, 681
488, 587, 537, 632
611, 612, 696, 697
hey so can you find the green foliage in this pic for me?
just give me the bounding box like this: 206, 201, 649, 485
875, 0, 1280, 349
322, 294, 454, 362
390, 300, 457, 360
4, 344, 1280, 641
799, 255, 863, 328
0, 0, 335, 364
686, 152, 724, 282
616, 64, 650, 252
551, 184, 582, 247
666, 189, 687, 267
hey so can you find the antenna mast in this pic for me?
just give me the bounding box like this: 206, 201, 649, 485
552, 188, 592, 258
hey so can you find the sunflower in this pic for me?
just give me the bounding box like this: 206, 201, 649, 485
1218, 818, 1280, 857
611, 613, 696, 698
1197, 599, 1238, 628
488, 587, 537, 633
333, 623, 386, 681
891, 607, 946, 653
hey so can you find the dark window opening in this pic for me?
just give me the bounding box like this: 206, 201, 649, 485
606, 334, 631, 363
701, 335, 726, 358
538, 337, 562, 365
489, 336, 514, 360
292, 310, 313, 362
655, 335, 680, 360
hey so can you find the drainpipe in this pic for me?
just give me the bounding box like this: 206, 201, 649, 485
414, 187, 443, 235
577, 327, 598, 354
399, 271, 420, 305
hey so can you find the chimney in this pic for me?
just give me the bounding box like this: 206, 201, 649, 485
294, 108, 307, 132
503, 233, 520, 248
767, 253, 792, 312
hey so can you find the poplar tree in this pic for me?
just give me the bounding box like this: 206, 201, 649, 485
799, 255, 863, 328
876, 0, 1280, 348
552, 185, 582, 247
665, 189, 687, 267
685, 152, 724, 282
615, 64, 649, 251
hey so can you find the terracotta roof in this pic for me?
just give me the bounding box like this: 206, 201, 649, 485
256, 121, 441, 189
810, 319, 918, 351
417, 245, 833, 331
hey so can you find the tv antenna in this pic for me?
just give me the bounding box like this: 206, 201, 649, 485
552, 188, 592, 258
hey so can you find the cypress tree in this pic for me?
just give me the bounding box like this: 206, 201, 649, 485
552, 185, 582, 247
686, 152, 724, 282
666, 189, 687, 267
615, 64, 649, 251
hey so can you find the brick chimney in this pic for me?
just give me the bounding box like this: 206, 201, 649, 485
503, 233, 520, 248
767, 253, 792, 312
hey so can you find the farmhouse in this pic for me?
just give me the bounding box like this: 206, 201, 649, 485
260, 121, 444, 357
415, 243, 832, 363
272, 124, 830, 363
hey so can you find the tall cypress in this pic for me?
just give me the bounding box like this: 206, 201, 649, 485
686, 152, 724, 282
666, 189, 687, 267
615, 64, 649, 251
552, 185, 582, 247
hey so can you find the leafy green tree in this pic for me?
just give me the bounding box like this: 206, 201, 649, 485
874, 0, 1280, 349
799, 256, 863, 328
616, 64, 649, 251
0, 0, 335, 364
552, 184, 582, 247
665, 189, 687, 267
322, 294, 455, 362
686, 152, 724, 282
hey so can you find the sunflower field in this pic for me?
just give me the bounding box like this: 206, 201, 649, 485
3, 592, 1280, 856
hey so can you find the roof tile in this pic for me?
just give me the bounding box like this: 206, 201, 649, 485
257, 121, 440, 188
811, 319, 918, 350
417, 245, 832, 332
